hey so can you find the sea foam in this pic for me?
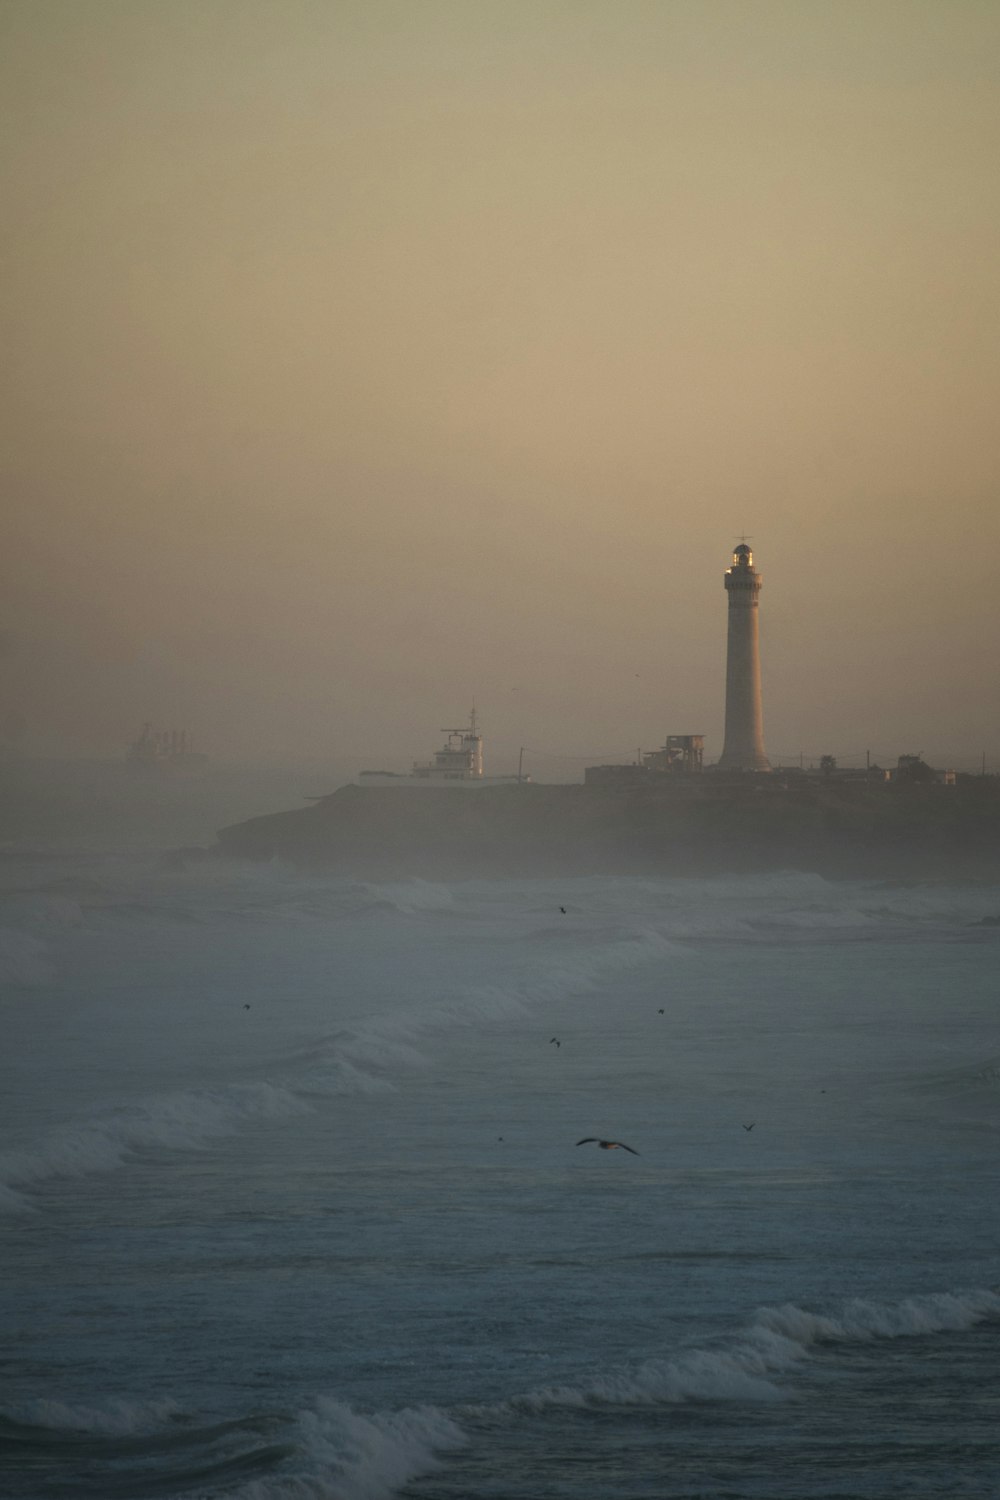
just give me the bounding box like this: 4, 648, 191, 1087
3, 1394, 184, 1435
236, 1397, 466, 1500
0, 1081, 311, 1212
486, 1286, 1000, 1415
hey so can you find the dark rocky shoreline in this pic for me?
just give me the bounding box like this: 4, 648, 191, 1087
215, 777, 1000, 882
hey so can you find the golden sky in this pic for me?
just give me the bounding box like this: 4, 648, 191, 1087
2, 0, 998, 772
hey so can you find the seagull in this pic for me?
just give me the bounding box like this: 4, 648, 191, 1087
243, 1003, 251, 1010
742, 1123, 755, 1131
657, 1008, 664, 1014
559, 906, 567, 914
550, 1037, 560, 1047
576, 1138, 639, 1155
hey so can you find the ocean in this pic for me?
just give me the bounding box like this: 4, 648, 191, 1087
2, 829, 999, 1499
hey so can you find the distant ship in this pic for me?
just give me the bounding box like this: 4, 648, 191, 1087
358, 708, 529, 787
126, 723, 209, 775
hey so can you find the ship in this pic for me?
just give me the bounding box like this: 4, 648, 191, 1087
358, 708, 529, 787
126, 723, 209, 775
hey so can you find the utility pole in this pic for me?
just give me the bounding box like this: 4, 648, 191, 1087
517, 747, 524, 784
866, 749, 870, 771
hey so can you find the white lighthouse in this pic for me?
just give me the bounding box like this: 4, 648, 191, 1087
717, 542, 771, 772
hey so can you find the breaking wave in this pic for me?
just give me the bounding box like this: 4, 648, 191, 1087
0, 891, 675, 1213
482, 1286, 1000, 1415
2, 1287, 995, 1498
0, 1395, 464, 1500
0, 1081, 312, 1213
3, 1395, 184, 1436
236, 1397, 467, 1500
754, 1286, 1000, 1343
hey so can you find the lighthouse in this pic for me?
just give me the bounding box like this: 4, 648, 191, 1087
717, 542, 771, 772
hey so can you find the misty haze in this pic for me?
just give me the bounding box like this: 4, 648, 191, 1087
2, 4, 999, 1499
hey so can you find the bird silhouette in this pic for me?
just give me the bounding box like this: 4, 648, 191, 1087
576, 1138, 639, 1155
550, 1037, 560, 1047
559, 906, 567, 914
657, 1008, 664, 1014
743, 1123, 755, 1132
243, 1003, 251, 1010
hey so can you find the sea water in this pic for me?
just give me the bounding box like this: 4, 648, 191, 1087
1, 843, 998, 1499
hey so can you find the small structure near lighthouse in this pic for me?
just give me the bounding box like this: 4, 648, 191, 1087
717, 542, 771, 772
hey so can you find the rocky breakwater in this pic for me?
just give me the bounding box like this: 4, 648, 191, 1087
215, 776, 1000, 880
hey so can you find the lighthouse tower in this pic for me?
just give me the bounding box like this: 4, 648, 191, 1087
718, 542, 771, 772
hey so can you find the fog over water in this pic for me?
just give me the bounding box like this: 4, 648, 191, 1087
2, 777, 999, 1496
3, 8, 1000, 1497
2, 0, 999, 775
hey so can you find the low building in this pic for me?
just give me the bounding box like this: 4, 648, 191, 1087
643, 735, 704, 774
585, 734, 704, 787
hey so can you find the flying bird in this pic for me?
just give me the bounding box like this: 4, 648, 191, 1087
657, 1008, 664, 1014
243, 1003, 251, 1010
559, 906, 567, 914
576, 1138, 639, 1155
550, 1037, 560, 1047
742, 1123, 755, 1132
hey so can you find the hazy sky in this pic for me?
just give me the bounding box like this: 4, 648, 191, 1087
2, 0, 998, 774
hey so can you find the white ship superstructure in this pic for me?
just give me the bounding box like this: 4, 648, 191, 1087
412, 708, 484, 781
359, 709, 527, 787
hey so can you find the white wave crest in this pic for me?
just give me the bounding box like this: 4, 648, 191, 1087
236, 1396, 466, 1500
508, 1333, 796, 1412
4, 1395, 183, 1435
0, 1081, 311, 1212
483, 1286, 1000, 1416
365, 879, 457, 914
755, 1287, 1000, 1345
349, 927, 676, 1056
